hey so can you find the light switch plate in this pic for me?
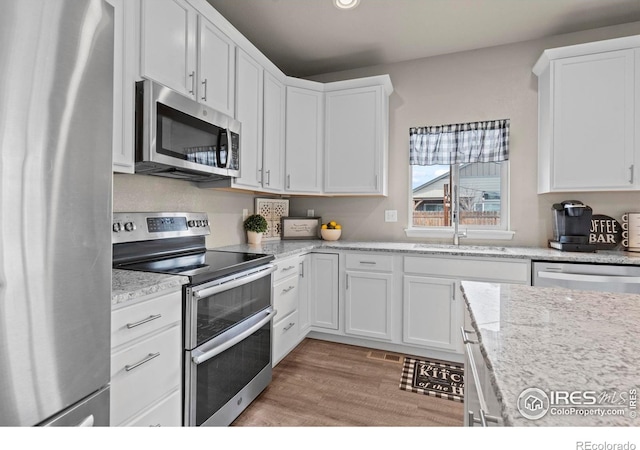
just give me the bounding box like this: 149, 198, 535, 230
307, 209, 315, 217
385, 210, 397, 222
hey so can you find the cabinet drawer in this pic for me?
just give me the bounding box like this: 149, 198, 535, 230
111, 289, 182, 349
346, 253, 394, 272
404, 256, 529, 284
122, 389, 182, 427
273, 256, 300, 282
110, 325, 182, 426
273, 310, 299, 364
273, 275, 298, 319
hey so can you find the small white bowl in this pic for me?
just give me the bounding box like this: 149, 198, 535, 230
321, 229, 342, 241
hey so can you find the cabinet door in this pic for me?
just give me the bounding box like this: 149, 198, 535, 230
324, 86, 385, 194
345, 271, 392, 340
402, 275, 458, 352
233, 49, 263, 189
551, 49, 635, 191
262, 71, 285, 192
310, 253, 338, 329
140, 0, 197, 98
198, 15, 235, 116
298, 254, 312, 333
285, 87, 323, 193
108, 0, 135, 173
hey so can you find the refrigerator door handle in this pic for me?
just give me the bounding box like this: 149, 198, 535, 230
76, 415, 95, 427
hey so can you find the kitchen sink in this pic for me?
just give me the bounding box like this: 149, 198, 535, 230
413, 244, 510, 253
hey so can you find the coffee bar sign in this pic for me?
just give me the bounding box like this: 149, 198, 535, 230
589, 215, 622, 249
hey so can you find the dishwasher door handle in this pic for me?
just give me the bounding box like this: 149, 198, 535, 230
537, 271, 640, 284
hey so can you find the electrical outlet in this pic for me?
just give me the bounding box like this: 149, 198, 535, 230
385, 210, 398, 222
242, 209, 249, 220
307, 209, 315, 217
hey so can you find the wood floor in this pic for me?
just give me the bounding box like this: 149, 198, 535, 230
231, 338, 464, 427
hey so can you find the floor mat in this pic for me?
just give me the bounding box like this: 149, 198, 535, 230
399, 357, 464, 402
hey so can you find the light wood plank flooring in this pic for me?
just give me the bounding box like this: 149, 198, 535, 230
232, 338, 464, 426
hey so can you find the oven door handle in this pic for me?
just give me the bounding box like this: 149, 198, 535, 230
193, 265, 277, 299
191, 307, 277, 365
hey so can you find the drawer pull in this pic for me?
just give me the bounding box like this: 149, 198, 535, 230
126, 314, 162, 329
281, 285, 295, 294
281, 265, 296, 272
283, 322, 295, 331
125, 352, 160, 372
359, 261, 377, 265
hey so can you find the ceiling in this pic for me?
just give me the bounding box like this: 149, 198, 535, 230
206, 0, 640, 78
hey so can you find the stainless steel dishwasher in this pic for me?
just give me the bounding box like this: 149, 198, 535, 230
532, 261, 640, 293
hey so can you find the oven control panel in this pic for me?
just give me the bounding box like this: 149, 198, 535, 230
112, 212, 210, 244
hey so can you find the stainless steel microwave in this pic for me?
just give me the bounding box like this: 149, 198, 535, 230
135, 80, 240, 181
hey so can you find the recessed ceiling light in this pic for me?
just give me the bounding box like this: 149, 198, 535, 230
334, 0, 360, 10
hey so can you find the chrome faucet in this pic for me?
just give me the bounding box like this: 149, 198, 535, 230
452, 185, 467, 246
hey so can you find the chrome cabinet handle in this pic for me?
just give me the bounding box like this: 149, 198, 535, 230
468, 409, 500, 427
283, 322, 295, 331
359, 261, 377, 265
460, 327, 478, 345
630, 165, 635, 184
265, 170, 271, 186
188, 71, 195, 94
281, 265, 296, 272
287, 174, 291, 189
201, 78, 208, 101
126, 314, 162, 329
258, 168, 263, 184
281, 285, 295, 294
125, 352, 160, 372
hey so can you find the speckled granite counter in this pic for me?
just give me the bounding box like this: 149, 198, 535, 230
112, 269, 189, 306
460, 280, 640, 426
215, 240, 640, 265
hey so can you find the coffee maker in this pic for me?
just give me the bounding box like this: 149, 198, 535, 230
549, 200, 596, 252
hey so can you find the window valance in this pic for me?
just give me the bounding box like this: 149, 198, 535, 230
409, 119, 510, 166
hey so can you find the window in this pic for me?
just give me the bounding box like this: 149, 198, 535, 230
411, 162, 507, 229
408, 119, 511, 238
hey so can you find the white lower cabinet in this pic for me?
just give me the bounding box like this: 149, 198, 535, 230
272, 255, 303, 365
110, 288, 183, 426
298, 254, 312, 334
310, 253, 339, 330
402, 275, 459, 352
344, 253, 394, 341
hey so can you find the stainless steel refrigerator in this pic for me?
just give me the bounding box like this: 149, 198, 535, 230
0, 0, 113, 426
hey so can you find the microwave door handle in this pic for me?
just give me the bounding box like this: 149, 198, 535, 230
192, 307, 277, 365
216, 129, 229, 169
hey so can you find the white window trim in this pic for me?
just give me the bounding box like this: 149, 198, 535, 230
406, 162, 515, 241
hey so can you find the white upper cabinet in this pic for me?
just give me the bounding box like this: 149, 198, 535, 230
285, 85, 324, 194
232, 49, 264, 190
197, 15, 235, 116
261, 71, 286, 192
324, 80, 390, 195
534, 36, 640, 193
108, 0, 137, 174
140, 0, 235, 115
140, 0, 197, 98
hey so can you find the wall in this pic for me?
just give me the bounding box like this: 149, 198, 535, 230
290, 21, 640, 247
113, 173, 255, 248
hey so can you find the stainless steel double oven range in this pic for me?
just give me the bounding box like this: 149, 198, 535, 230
113, 212, 276, 426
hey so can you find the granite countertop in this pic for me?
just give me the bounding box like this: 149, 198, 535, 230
460, 280, 640, 426
112, 269, 189, 306
215, 240, 640, 265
